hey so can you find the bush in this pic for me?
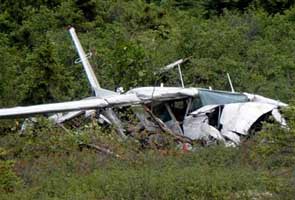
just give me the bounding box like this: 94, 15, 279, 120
0, 148, 22, 193
250, 104, 295, 169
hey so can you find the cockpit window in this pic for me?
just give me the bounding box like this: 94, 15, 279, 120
190, 97, 203, 113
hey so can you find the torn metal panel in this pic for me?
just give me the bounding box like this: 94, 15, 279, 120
20, 118, 37, 133
271, 109, 287, 127
189, 104, 219, 116
221, 131, 240, 146
48, 96, 115, 124
84, 110, 112, 124
102, 108, 126, 138
244, 93, 287, 107
49, 110, 85, 124
220, 102, 276, 135
49, 110, 111, 125
183, 115, 224, 141
184, 101, 286, 146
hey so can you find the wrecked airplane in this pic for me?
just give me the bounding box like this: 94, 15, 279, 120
127, 87, 287, 146
0, 27, 287, 147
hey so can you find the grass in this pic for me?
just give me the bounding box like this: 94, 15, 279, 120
0, 120, 294, 199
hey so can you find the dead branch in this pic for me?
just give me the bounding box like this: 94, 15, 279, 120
79, 143, 121, 159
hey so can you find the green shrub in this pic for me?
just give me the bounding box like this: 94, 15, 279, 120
0, 158, 22, 193
251, 104, 295, 169
0, 146, 288, 200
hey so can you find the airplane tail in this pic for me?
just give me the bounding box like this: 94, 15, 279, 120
68, 27, 125, 137
68, 27, 102, 95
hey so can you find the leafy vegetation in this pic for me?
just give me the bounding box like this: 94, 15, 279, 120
0, 114, 295, 199
1, 0, 295, 199
1, 0, 295, 106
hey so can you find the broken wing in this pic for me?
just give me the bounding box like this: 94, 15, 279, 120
0, 94, 141, 119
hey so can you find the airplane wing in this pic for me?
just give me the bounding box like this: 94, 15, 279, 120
0, 87, 200, 119
0, 94, 141, 119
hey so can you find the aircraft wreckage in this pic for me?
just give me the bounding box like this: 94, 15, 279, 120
0, 27, 287, 147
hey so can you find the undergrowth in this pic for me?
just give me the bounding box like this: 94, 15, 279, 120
0, 110, 295, 199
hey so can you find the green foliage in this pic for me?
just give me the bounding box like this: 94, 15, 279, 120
0, 139, 289, 199
1, 0, 295, 104
0, 148, 22, 193
107, 41, 153, 88
251, 104, 295, 169
0, 160, 21, 193
19, 41, 76, 104
0, 118, 294, 199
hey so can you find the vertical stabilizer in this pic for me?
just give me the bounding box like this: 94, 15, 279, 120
68, 27, 125, 137
68, 27, 100, 95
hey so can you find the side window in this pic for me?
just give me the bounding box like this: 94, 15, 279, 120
189, 97, 202, 113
